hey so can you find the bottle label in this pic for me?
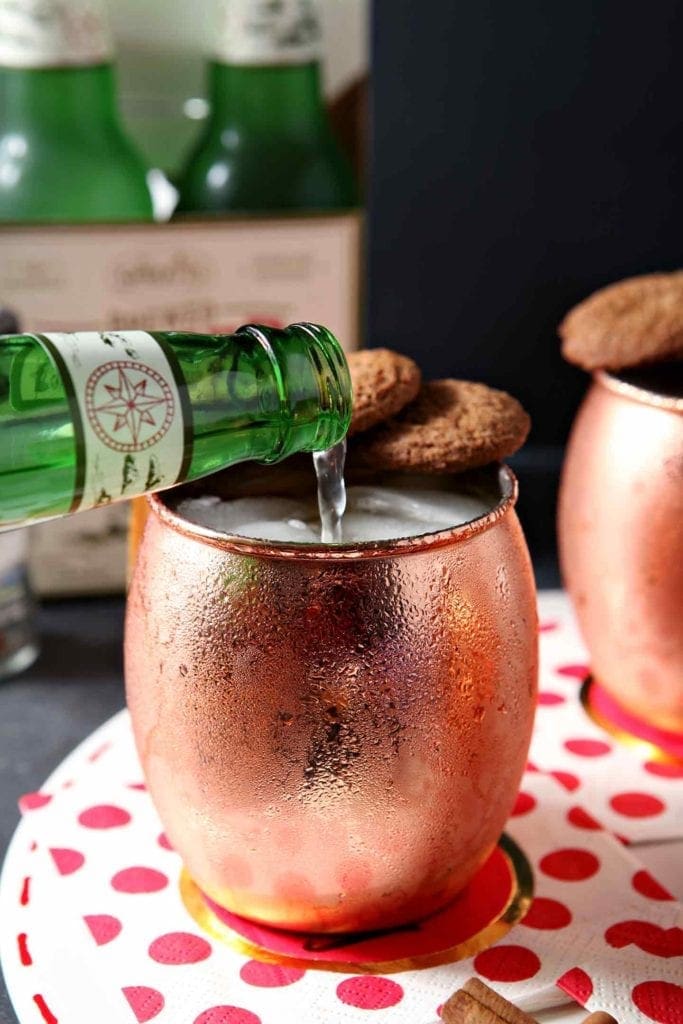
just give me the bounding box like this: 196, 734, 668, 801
0, 0, 113, 68
215, 0, 322, 65
38, 331, 188, 513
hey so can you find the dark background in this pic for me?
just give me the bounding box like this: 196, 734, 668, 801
368, 0, 682, 444
367, 0, 683, 572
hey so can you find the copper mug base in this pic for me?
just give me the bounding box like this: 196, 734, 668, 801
125, 461, 537, 933
559, 366, 683, 734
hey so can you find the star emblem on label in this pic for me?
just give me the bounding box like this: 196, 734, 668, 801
85, 361, 175, 453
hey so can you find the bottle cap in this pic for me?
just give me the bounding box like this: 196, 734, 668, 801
0, 0, 113, 69
214, 0, 322, 66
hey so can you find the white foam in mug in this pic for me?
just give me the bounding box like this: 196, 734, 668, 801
178, 484, 490, 545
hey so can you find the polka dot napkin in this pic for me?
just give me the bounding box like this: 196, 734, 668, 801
1, 592, 682, 1024
530, 592, 683, 844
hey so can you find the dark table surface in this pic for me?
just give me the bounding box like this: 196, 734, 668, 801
0, 599, 126, 1024
0, 521, 560, 1023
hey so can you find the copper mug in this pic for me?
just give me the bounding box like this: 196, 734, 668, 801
559, 366, 683, 733
125, 462, 537, 933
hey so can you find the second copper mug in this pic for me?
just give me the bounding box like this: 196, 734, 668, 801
125, 463, 537, 933
559, 366, 683, 733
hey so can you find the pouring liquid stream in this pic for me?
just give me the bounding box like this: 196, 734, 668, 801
313, 441, 347, 543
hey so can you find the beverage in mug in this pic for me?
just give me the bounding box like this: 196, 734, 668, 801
125, 460, 537, 933
559, 364, 683, 732
558, 272, 683, 735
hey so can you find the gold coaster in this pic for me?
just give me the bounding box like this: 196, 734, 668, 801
581, 676, 683, 766
180, 833, 533, 975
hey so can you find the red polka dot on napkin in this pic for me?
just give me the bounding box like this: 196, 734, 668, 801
567, 806, 602, 831
522, 897, 572, 930
632, 981, 683, 1023
194, 1008, 261, 1024
610, 792, 665, 818
564, 738, 611, 757
632, 870, 674, 902
148, 932, 212, 965
474, 945, 541, 982
511, 792, 536, 816
549, 770, 581, 792
49, 848, 85, 876
336, 977, 404, 1009
643, 762, 683, 779
540, 848, 600, 881
84, 914, 122, 945
78, 805, 131, 829
557, 967, 593, 1004
111, 867, 168, 894
239, 962, 305, 987
122, 986, 164, 1022
18, 792, 52, 813
605, 921, 683, 959
555, 664, 589, 680
538, 692, 566, 706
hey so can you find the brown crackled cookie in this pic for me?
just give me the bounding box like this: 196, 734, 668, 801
560, 270, 683, 371
351, 379, 531, 474
348, 348, 421, 435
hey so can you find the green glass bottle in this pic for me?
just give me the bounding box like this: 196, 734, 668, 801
175, 0, 357, 214
0, 308, 38, 677
0, 0, 152, 223
0, 324, 351, 529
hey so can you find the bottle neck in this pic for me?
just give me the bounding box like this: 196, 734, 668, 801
238, 323, 352, 461
0, 64, 120, 131
206, 60, 326, 134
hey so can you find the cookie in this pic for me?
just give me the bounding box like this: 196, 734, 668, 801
351, 379, 530, 473
560, 270, 683, 371
348, 348, 422, 435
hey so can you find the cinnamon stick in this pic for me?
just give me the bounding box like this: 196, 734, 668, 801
441, 979, 537, 1024
441, 990, 506, 1024
440, 979, 619, 1024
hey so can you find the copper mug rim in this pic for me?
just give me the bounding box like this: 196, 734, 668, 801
596, 368, 683, 414
148, 463, 518, 562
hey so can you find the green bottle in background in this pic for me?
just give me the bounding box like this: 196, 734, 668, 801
0, 324, 352, 528
0, 0, 153, 223
175, 0, 358, 214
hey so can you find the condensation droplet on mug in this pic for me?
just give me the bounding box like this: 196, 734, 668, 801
496, 565, 510, 598
459, 678, 474, 698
